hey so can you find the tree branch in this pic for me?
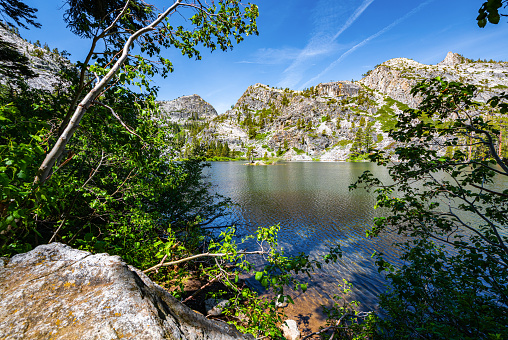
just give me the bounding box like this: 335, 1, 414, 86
143, 250, 267, 274
93, 101, 144, 140
35, 0, 184, 184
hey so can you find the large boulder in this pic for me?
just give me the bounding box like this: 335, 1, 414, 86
0, 243, 253, 340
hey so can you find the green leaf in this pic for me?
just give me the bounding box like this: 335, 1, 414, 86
17, 170, 27, 179
255, 271, 263, 281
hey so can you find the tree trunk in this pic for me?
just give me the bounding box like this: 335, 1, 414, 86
499, 129, 503, 158
34, 0, 183, 184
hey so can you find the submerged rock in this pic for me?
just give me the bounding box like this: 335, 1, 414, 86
281, 319, 300, 340
0, 243, 253, 340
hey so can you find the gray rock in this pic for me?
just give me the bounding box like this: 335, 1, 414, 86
281, 320, 300, 340
0, 243, 253, 340
316, 81, 359, 97
157, 95, 217, 123
438, 51, 466, 66
0, 26, 73, 92
205, 298, 229, 316
275, 295, 289, 308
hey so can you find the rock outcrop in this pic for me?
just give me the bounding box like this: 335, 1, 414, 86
0, 243, 253, 340
316, 81, 359, 97
360, 54, 508, 108
183, 82, 388, 161
438, 51, 466, 66
0, 26, 73, 91
158, 94, 217, 123
359, 61, 422, 108
168, 53, 508, 161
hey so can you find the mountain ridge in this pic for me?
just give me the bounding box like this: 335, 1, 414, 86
158, 52, 508, 162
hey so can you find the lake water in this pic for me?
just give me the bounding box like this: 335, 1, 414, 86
204, 161, 506, 331
204, 161, 402, 314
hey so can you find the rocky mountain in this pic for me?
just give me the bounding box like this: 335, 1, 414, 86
360, 51, 508, 108
158, 52, 508, 161
0, 25, 73, 91
157, 94, 218, 123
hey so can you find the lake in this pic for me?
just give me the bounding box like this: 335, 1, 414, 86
204, 162, 402, 317
204, 161, 506, 331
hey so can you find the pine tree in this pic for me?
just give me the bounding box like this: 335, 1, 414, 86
0, 0, 40, 29
221, 144, 230, 158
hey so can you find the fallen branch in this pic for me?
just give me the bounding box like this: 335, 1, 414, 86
301, 312, 367, 340
143, 250, 266, 274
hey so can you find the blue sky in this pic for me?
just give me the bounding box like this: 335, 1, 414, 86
17, 0, 508, 113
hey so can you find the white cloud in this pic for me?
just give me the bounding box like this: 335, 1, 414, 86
302, 0, 435, 88
236, 47, 303, 65
278, 0, 374, 89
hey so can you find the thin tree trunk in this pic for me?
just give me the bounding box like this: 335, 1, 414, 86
499, 129, 503, 158
468, 135, 472, 161
34, 0, 183, 184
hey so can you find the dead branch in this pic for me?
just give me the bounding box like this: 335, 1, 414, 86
143, 250, 266, 273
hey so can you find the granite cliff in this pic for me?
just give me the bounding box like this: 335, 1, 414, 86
159, 52, 508, 161
360, 51, 508, 108
158, 95, 218, 123
0, 25, 73, 91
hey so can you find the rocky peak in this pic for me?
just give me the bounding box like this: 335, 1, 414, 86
438, 52, 465, 66
316, 81, 359, 97
231, 84, 285, 113
359, 62, 421, 108
157, 94, 217, 122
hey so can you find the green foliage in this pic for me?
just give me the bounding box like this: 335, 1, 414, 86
292, 147, 304, 155
321, 114, 331, 123
255, 132, 269, 141
0, 0, 40, 29
197, 225, 330, 338
477, 0, 506, 27
28, 47, 44, 59
322, 280, 377, 339
0, 81, 232, 268
361, 69, 372, 78
281, 94, 290, 106
301, 86, 318, 98
335, 139, 353, 149
351, 77, 508, 338
376, 98, 397, 132
350, 119, 374, 159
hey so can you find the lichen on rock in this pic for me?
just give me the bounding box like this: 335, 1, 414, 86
0, 243, 253, 340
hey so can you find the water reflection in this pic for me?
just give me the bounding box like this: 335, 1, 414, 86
205, 161, 401, 312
